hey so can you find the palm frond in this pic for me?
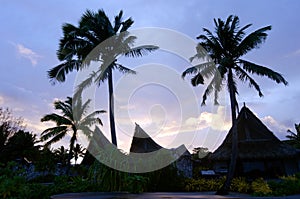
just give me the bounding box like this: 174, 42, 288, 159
114, 10, 123, 32
235, 26, 272, 57
190, 44, 211, 62
182, 61, 215, 78
120, 18, 134, 32
115, 63, 136, 75
234, 23, 252, 42
201, 78, 215, 106
75, 70, 101, 97
44, 129, 68, 147
191, 73, 204, 86
41, 126, 68, 140
234, 66, 263, 97
48, 60, 82, 84
239, 59, 288, 85
41, 113, 73, 126
54, 99, 73, 120
124, 45, 158, 57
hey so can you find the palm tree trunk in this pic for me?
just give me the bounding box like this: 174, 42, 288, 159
67, 131, 76, 174
108, 67, 118, 146
216, 68, 238, 195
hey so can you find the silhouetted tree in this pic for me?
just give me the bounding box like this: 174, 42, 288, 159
0, 107, 25, 150
1, 130, 39, 163
73, 143, 85, 165
47, 9, 157, 146
286, 123, 300, 149
40, 96, 105, 170
0, 108, 38, 164
182, 15, 288, 194
54, 145, 69, 166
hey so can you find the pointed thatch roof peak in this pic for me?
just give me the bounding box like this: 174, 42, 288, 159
210, 106, 300, 160
225, 105, 280, 143
129, 123, 163, 153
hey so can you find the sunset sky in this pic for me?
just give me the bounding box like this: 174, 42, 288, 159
1, 0, 300, 153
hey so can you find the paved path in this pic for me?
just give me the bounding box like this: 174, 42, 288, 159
51, 192, 300, 199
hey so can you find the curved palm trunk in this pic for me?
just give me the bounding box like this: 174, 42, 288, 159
67, 130, 77, 174
108, 67, 117, 146
216, 68, 238, 195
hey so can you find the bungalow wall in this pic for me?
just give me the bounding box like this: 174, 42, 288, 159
213, 158, 300, 177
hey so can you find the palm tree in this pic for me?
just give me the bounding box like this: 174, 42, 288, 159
47, 9, 157, 146
40, 96, 105, 169
286, 123, 300, 149
54, 145, 69, 166
73, 143, 86, 165
182, 15, 288, 194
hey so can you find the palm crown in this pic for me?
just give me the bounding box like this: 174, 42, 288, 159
47, 9, 157, 146
41, 96, 105, 166
183, 15, 287, 113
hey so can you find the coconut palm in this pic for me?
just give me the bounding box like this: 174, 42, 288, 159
40, 96, 105, 168
286, 123, 300, 149
73, 143, 86, 165
47, 9, 157, 146
54, 145, 69, 166
182, 15, 288, 194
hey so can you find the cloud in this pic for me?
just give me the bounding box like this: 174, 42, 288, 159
261, 115, 289, 139
285, 49, 300, 57
23, 118, 53, 134
183, 106, 231, 132
13, 43, 41, 66
154, 106, 231, 138
0, 96, 4, 105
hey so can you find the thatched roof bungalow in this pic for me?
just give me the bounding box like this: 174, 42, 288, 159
209, 106, 300, 177
130, 123, 193, 177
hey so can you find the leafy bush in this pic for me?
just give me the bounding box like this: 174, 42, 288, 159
251, 178, 272, 196
144, 164, 186, 191
230, 177, 250, 193
184, 177, 224, 192
268, 175, 300, 196
28, 174, 56, 183
125, 175, 149, 193
0, 175, 25, 198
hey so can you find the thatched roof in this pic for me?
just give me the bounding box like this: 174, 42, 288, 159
82, 123, 191, 167
130, 123, 163, 153
210, 106, 300, 161
130, 123, 191, 156
81, 127, 112, 166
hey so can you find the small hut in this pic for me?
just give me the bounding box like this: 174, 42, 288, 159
130, 123, 193, 178
210, 106, 300, 177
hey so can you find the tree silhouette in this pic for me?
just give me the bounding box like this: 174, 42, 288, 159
182, 15, 288, 194
47, 9, 157, 146
73, 143, 86, 165
54, 145, 69, 166
40, 96, 105, 169
286, 123, 300, 149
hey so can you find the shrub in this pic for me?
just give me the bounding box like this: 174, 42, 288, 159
144, 164, 186, 192
184, 177, 224, 192
230, 177, 250, 193
125, 175, 149, 193
251, 178, 272, 196
268, 175, 300, 196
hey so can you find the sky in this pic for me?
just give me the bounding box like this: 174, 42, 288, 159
0, 0, 300, 154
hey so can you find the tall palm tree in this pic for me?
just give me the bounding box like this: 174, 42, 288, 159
182, 15, 288, 194
286, 123, 300, 149
40, 96, 105, 168
47, 9, 157, 146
